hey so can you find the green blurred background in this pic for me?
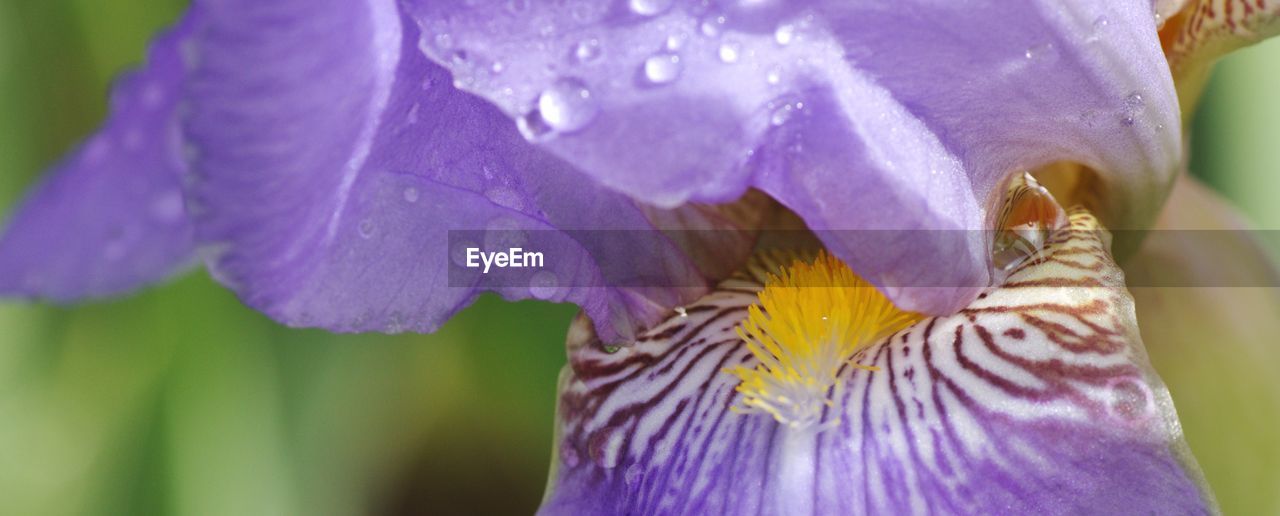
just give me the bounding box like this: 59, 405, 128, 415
0, 2, 1276, 515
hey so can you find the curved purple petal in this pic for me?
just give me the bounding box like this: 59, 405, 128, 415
182, 0, 753, 341
0, 11, 199, 300
406, 0, 1180, 315
542, 209, 1213, 514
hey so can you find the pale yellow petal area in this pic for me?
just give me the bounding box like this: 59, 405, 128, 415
1162, 0, 1280, 112
1128, 174, 1280, 515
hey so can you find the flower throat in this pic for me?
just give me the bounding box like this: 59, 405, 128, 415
726, 251, 921, 430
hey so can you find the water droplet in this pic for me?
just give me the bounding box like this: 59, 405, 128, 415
538, 77, 598, 133
643, 53, 682, 84
140, 82, 165, 109
625, 464, 643, 486
569, 0, 605, 22
402, 186, 420, 203
665, 34, 686, 51
490, 61, 505, 74
629, 0, 673, 16
560, 442, 581, 467
718, 41, 741, 63
434, 33, 454, 49
484, 217, 528, 249
674, 306, 688, 317
484, 186, 525, 211
358, 219, 375, 238
700, 14, 726, 37
1124, 92, 1144, 108
1024, 41, 1054, 59
1107, 378, 1153, 421
449, 49, 471, 65
83, 137, 111, 165
530, 271, 559, 299
149, 191, 185, 222
573, 38, 602, 63
123, 128, 144, 151
451, 240, 480, 266
104, 227, 129, 261
770, 102, 796, 126
385, 313, 405, 333
405, 102, 420, 125
766, 68, 781, 85
517, 110, 555, 142
1120, 91, 1144, 126
774, 23, 795, 45
590, 431, 623, 468
1087, 15, 1109, 42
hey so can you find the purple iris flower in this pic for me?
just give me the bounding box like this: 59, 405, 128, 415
3, 0, 1278, 513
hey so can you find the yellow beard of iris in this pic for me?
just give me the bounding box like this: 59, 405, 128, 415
727, 251, 922, 430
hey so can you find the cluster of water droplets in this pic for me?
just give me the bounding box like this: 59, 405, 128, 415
412, 1, 820, 144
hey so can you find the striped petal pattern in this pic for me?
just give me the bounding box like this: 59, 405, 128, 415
541, 209, 1213, 515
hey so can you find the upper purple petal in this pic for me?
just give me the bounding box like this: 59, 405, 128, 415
406, 0, 1180, 314
181, 0, 752, 340
0, 11, 199, 300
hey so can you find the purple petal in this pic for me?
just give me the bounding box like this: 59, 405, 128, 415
542, 209, 1213, 514
182, 0, 752, 341
0, 11, 199, 300
407, 1, 1180, 314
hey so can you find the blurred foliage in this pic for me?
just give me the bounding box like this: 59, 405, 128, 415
0, 1, 1276, 515
0, 3, 574, 515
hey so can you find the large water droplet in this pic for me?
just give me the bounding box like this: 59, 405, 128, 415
538, 77, 598, 133
643, 53, 682, 84
358, 219, 375, 239
629, 0, 673, 16
718, 41, 741, 63
402, 186, 420, 203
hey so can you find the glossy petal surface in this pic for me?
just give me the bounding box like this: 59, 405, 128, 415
543, 209, 1213, 515
0, 12, 198, 300
183, 0, 750, 340
408, 0, 1181, 314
